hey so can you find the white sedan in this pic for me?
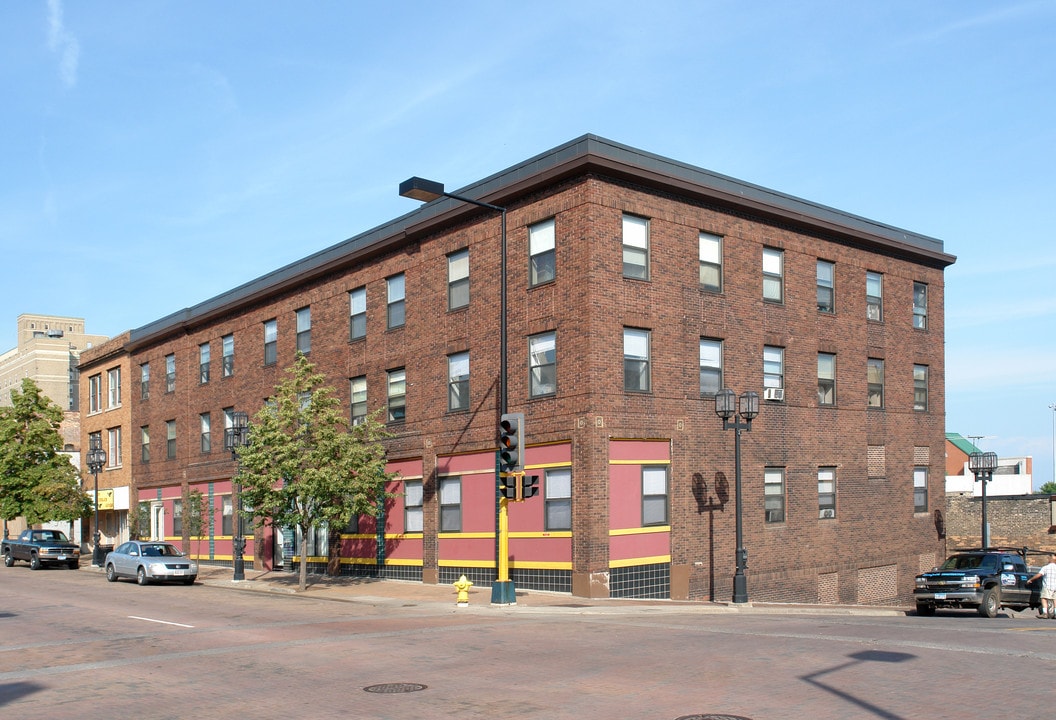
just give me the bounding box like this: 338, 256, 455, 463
104, 541, 198, 586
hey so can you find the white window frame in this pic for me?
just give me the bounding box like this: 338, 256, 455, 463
623, 328, 651, 393
914, 364, 928, 412
529, 218, 556, 286
764, 467, 786, 524
914, 467, 928, 513
818, 353, 836, 406
222, 334, 234, 377
868, 358, 884, 408
764, 346, 784, 390
529, 332, 556, 397
642, 465, 668, 526
818, 467, 836, 519
107, 427, 121, 468
263, 319, 278, 366
913, 282, 928, 330
447, 249, 469, 310
866, 271, 883, 322
699, 232, 722, 292
387, 368, 406, 423
699, 338, 722, 396
199, 342, 210, 384
438, 477, 462, 532
404, 480, 423, 533
350, 376, 367, 426
387, 273, 406, 330
544, 467, 572, 531
89, 374, 102, 414
349, 287, 367, 341
622, 214, 649, 280
817, 260, 835, 313
447, 352, 469, 412
296, 307, 311, 355
763, 247, 784, 303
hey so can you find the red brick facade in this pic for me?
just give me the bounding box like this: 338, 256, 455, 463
125, 136, 955, 604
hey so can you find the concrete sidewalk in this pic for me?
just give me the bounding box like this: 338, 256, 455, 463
184, 563, 908, 616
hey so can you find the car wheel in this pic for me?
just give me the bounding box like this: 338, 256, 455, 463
30, 553, 41, 571
979, 587, 1000, 618
183, 576, 196, 585
916, 602, 935, 617
3, 551, 13, 567
106, 564, 118, 582
136, 566, 150, 586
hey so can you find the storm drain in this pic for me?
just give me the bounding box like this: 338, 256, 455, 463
676, 715, 753, 720
363, 683, 428, 694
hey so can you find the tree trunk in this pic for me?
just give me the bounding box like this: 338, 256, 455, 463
327, 527, 342, 576
298, 524, 308, 591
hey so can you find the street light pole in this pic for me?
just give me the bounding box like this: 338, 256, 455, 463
969, 451, 998, 548
714, 388, 760, 604
224, 411, 250, 581
1049, 403, 1055, 489
399, 176, 516, 604
86, 435, 108, 567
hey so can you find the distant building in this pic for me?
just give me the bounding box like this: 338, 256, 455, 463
945, 432, 1033, 496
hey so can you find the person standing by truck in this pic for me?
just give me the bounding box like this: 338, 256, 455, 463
1028, 554, 1056, 619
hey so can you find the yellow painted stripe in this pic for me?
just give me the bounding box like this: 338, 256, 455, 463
439, 559, 495, 568
610, 555, 671, 568
438, 532, 494, 540
524, 462, 573, 470
610, 526, 670, 536
508, 531, 572, 539
609, 459, 671, 465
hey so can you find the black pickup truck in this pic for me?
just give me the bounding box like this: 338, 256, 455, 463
2, 529, 81, 570
914, 548, 1041, 618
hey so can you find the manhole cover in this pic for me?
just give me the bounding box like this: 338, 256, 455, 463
363, 683, 428, 694
676, 715, 753, 720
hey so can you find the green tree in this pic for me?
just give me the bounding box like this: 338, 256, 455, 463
1037, 481, 1056, 495
0, 378, 92, 525
184, 488, 208, 558
234, 354, 395, 591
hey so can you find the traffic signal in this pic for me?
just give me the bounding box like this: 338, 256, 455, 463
498, 412, 524, 474
521, 474, 540, 499
499, 474, 519, 499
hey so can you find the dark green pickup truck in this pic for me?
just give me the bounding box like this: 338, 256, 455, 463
2, 529, 81, 570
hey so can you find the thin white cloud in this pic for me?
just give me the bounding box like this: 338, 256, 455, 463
46, 0, 79, 88
903, 1, 1051, 44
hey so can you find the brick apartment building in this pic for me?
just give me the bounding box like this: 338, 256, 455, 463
123, 135, 956, 605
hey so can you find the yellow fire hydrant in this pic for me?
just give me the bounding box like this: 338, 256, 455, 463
453, 575, 473, 606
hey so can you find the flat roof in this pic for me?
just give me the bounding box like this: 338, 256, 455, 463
128, 134, 955, 349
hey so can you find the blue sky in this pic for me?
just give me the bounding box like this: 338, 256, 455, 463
3, 1, 1054, 487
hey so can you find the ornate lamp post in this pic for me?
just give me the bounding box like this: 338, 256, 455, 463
714, 388, 760, 604
968, 450, 998, 548
86, 435, 108, 567
224, 411, 250, 581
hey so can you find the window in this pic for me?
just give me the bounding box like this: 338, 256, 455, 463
296, 307, 311, 355
764, 346, 784, 390
199, 412, 211, 454
913, 364, 929, 412
447, 352, 469, 412
404, 480, 423, 532
622, 214, 649, 280
349, 287, 366, 341
529, 218, 556, 286
439, 477, 462, 532
699, 338, 723, 396
623, 328, 651, 392
106, 368, 121, 408
199, 342, 210, 384
140, 426, 150, 463
545, 467, 572, 531
88, 374, 101, 413
221, 496, 233, 536
913, 282, 928, 330
222, 334, 234, 377
140, 363, 150, 400
763, 247, 784, 303
817, 260, 835, 313
263, 319, 277, 366
914, 467, 928, 513
447, 249, 469, 310
387, 368, 406, 423
867, 358, 884, 408
529, 332, 556, 397
107, 428, 121, 468
166, 419, 176, 460
350, 376, 367, 426
173, 499, 183, 536
818, 467, 836, 519
642, 466, 668, 526
764, 468, 785, 523
699, 232, 722, 292
818, 353, 836, 406
165, 353, 176, 393
387, 273, 405, 329
866, 271, 883, 321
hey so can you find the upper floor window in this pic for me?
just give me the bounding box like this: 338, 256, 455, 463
763, 346, 785, 390
166, 419, 177, 460
447, 249, 469, 310
623, 328, 651, 393
173, 499, 183, 536
107, 427, 121, 468
913, 364, 929, 412
447, 352, 469, 412
622, 214, 649, 280
913, 282, 928, 330
221, 334, 234, 377
764, 467, 786, 523
763, 247, 784, 303
529, 332, 556, 397
699, 338, 723, 396
199, 412, 211, 454
818, 353, 836, 406
199, 342, 211, 384
165, 354, 176, 393
699, 232, 722, 292
296, 307, 311, 355
818, 467, 836, 519
817, 260, 835, 313
545, 467, 572, 531
914, 467, 928, 513
404, 480, 423, 533
140, 425, 150, 463
263, 319, 278, 366
387, 274, 406, 330
387, 368, 406, 423
529, 218, 556, 286
867, 358, 885, 408
439, 477, 462, 532
350, 376, 367, 426
642, 465, 668, 526
866, 271, 883, 321
106, 368, 121, 408
88, 374, 102, 413
140, 363, 150, 400
349, 287, 367, 341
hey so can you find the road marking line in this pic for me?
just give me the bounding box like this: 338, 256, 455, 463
128, 615, 194, 628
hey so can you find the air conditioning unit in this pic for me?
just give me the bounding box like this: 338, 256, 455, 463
763, 387, 784, 401
820, 509, 835, 519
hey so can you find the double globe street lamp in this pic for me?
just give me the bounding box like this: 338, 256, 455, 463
714, 388, 760, 604
86, 435, 108, 567
224, 411, 250, 581
968, 450, 998, 548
